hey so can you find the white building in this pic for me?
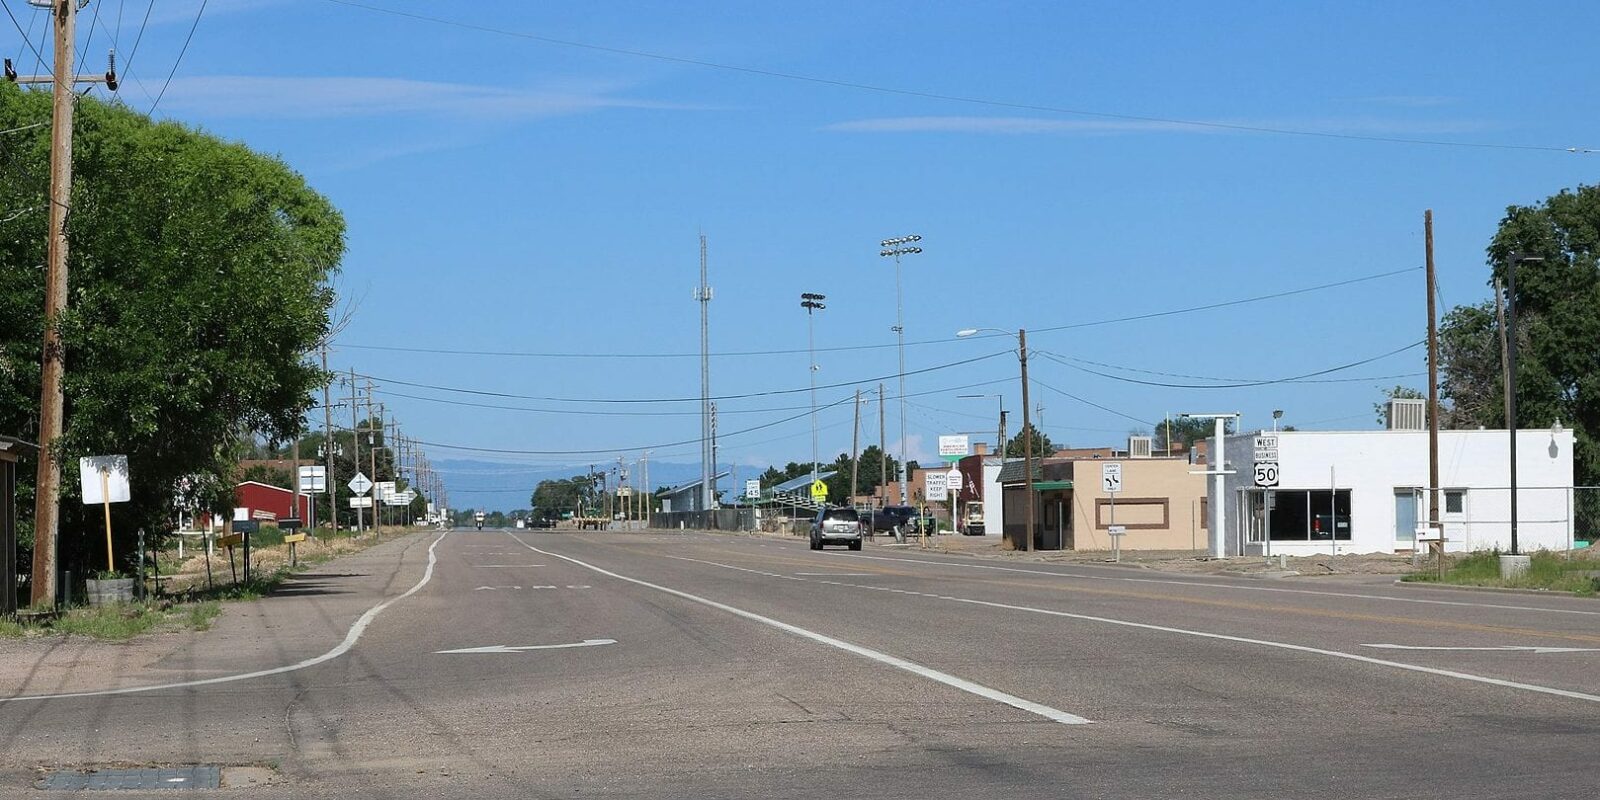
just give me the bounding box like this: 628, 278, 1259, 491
1216, 423, 1575, 556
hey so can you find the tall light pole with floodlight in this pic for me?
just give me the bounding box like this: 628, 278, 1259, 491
880, 235, 921, 504
958, 327, 1033, 551
801, 292, 826, 480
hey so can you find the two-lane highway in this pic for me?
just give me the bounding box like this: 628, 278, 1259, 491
5, 528, 1598, 798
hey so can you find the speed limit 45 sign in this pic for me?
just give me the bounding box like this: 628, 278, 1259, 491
1253, 461, 1280, 487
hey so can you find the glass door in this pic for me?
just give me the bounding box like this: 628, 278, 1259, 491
1394, 489, 1420, 547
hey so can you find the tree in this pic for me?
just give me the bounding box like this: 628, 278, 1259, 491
240, 463, 292, 490
0, 84, 345, 571
1003, 424, 1055, 458
1153, 417, 1231, 451
1438, 184, 1600, 483
1374, 386, 1425, 426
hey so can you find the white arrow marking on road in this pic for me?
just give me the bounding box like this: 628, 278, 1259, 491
1362, 644, 1600, 654
435, 638, 618, 655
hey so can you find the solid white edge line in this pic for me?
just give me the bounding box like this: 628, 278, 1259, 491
826, 550, 1600, 617
678, 552, 1600, 707
508, 534, 1091, 725
2, 531, 450, 704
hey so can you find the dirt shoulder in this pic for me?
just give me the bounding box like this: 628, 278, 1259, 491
0, 528, 440, 699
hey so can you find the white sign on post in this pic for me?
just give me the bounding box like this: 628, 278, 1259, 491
1101, 462, 1122, 494
946, 468, 963, 493
374, 481, 397, 502
79, 455, 131, 504
1254, 435, 1279, 462
938, 435, 970, 460
297, 465, 327, 494
348, 497, 373, 509
744, 479, 761, 500
348, 472, 373, 495
924, 471, 947, 498
1253, 462, 1280, 487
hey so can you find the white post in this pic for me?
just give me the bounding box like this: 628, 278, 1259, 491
1211, 416, 1226, 558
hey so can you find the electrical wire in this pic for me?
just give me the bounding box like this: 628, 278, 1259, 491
9, 0, 39, 69
355, 350, 1008, 405
333, 266, 1421, 360
368, 374, 1016, 418
409, 394, 856, 456
146, 0, 207, 116
1035, 341, 1424, 389
3, 0, 45, 69
1030, 378, 1158, 428
318, 0, 1592, 155
1048, 354, 1426, 386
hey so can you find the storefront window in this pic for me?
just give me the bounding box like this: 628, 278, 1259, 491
1265, 489, 1351, 541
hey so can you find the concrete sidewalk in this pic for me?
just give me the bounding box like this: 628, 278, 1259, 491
0, 530, 439, 699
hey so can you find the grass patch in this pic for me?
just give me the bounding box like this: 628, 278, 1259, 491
1, 600, 222, 641
1404, 550, 1600, 596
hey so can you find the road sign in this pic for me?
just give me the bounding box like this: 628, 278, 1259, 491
348, 496, 373, 508
924, 471, 947, 498
79, 455, 130, 504
297, 465, 327, 493
809, 479, 828, 502
1253, 461, 1280, 487
945, 467, 963, 493
348, 472, 372, 495
1101, 462, 1123, 494
1253, 435, 1279, 462
1107, 525, 1127, 536
938, 434, 969, 461
374, 481, 397, 501
745, 479, 761, 499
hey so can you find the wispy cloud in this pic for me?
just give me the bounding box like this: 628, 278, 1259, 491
154, 75, 699, 119
824, 115, 1492, 137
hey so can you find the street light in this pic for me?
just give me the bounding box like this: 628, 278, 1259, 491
957, 327, 1033, 551
801, 292, 826, 480
880, 235, 922, 505
1502, 251, 1544, 555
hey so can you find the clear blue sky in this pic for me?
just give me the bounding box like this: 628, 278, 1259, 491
17, 0, 1599, 500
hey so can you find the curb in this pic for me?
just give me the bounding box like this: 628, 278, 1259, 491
1391, 579, 1596, 600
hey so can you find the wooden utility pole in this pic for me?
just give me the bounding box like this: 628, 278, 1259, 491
1494, 278, 1514, 552
1018, 329, 1034, 552
1425, 211, 1441, 567
878, 382, 887, 499
348, 368, 364, 532
367, 388, 381, 536
322, 344, 335, 533
850, 390, 861, 505
30, 0, 84, 607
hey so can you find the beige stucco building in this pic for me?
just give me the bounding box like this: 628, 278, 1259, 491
1000, 450, 1208, 551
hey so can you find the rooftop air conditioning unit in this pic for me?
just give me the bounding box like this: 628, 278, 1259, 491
1386, 398, 1426, 431
1128, 435, 1153, 458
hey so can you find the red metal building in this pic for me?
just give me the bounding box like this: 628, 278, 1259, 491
234, 481, 311, 523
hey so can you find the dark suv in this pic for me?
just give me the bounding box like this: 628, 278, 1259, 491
868, 506, 916, 536
810, 507, 864, 550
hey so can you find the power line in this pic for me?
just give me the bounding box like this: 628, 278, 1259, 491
1050, 354, 1427, 386
146, 0, 207, 116
334, 266, 1421, 360
1029, 379, 1157, 428
1035, 341, 1425, 389
355, 350, 1008, 405
2, 0, 46, 68
410, 394, 856, 456
369, 374, 1014, 417
318, 0, 1592, 155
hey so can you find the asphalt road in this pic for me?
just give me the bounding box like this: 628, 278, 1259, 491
5, 527, 1600, 798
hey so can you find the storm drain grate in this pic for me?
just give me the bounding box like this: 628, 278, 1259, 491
40, 766, 222, 791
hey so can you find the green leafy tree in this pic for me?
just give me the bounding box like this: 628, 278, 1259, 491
1153, 418, 1232, 451
240, 463, 292, 490
1003, 424, 1056, 458
1439, 183, 1600, 483
0, 83, 344, 569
